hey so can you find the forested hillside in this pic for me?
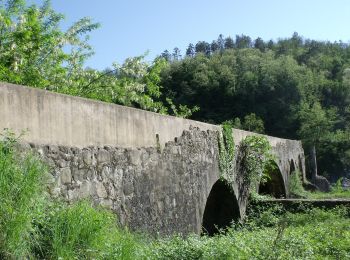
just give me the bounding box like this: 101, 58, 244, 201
160, 33, 350, 181
0, 0, 348, 181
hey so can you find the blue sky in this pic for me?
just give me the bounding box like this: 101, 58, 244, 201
30, 0, 350, 69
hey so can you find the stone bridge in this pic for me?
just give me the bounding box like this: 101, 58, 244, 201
0, 83, 306, 235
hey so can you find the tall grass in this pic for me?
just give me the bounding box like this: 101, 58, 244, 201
34, 200, 142, 259
147, 207, 350, 259
0, 138, 47, 258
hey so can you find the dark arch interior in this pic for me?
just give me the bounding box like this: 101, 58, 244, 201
290, 159, 296, 175
259, 161, 286, 198
202, 180, 240, 236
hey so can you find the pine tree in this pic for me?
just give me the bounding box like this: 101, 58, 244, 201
224, 37, 235, 49
210, 40, 219, 53
236, 34, 252, 48
195, 41, 211, 55
172, 47, 182, 61
186, 43, 195, 57
254, 37, 266, 52
161, 50, 171, 61
217, 34, 225, 51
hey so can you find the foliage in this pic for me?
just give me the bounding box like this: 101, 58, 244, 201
307, 187, 350, 199
288, 171, 350, 199
217, 122, 235, 183
160, 33, 350, 180
239, 135, 274, 191
166, 97, 200, 118
298, 101, 336, 146
240, 113, 265, 133
0, 0, 99, 88
0, 0, 197, 118
225, 113, 265, 133
288, 170, 308, 198
0, 131, 47, 259
148, 207, 350, 260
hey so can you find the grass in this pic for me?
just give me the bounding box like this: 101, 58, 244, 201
0, 138, 47, 259
289, 170, 350, 199
33, 200, 143, 260
0, 136, 349, 259
147, 206, 350, 259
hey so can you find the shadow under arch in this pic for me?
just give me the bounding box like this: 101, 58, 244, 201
258, 160, 286, 198
290, 159, 296, 175
202, 179, 240, 236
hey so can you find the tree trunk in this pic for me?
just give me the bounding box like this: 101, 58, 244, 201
310, 144, 317, 181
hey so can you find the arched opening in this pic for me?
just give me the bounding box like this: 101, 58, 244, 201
290, 159, 296, 175
202, 179, 240, 236
258, 160, 286, 198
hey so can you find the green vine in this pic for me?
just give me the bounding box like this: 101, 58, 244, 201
218, 123, 235, 184
239, 135, 275, 192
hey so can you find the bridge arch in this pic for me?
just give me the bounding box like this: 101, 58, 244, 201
258, 160, 286, 198
202, 179, 240, 235
290, 159, 296, 175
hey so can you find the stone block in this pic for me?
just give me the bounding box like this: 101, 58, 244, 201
123, 181, 134, 196
79, 181, 92, 198
82, 149, 94, 165
97, 149, 110, 164
94, 182, 108, 198
128, 149, 142, 166
60, 167, 72, 184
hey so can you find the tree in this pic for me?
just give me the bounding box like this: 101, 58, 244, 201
298, 102, 335, 178
161, 50, 171, 61
186, 43, 195, 57
172, 47, 181, 61
195, 41, 211, 55
217, 34, 225, 51
210, 40, 219, 53
161, 33, 350, 180
0, 1, 198, 119
267, 40, 274, 49
235, 34, 252, 49
242, 113, 265, 133
0, 0, 100, 89
254, 37, 265, 52
224, 37, 235, 49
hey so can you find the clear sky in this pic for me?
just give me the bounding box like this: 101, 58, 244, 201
30, 0, 350, 69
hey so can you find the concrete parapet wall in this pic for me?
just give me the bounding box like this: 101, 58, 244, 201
0, 82, 218, 148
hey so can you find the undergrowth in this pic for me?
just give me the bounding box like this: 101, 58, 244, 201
0, 132, 47, 259
289, 170, 350, 199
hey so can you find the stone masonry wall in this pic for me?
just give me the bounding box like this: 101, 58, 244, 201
24, 127, 221, 236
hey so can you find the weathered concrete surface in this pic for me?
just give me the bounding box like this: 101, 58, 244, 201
0, 82, 218, 148
1, 83, 307, 235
